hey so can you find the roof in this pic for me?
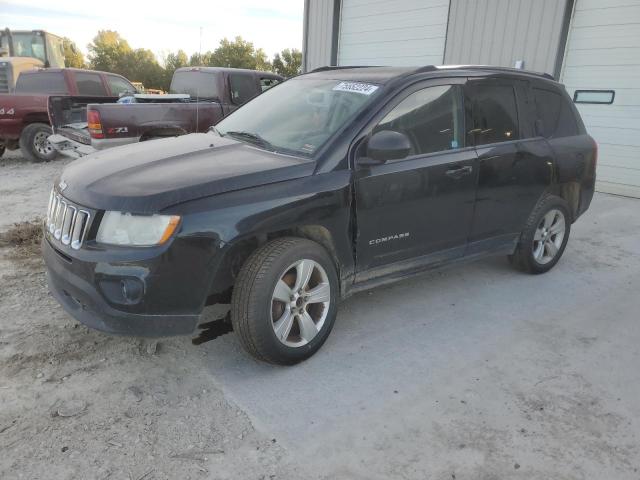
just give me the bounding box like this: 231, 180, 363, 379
303, 65, 556, 84
19, 67, 128, 77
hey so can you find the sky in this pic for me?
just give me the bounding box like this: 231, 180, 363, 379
0, 0, 304, 63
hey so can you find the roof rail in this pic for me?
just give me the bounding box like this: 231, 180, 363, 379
445, 65, 555, 80
410, 65, 437, 74
310, 65, 377, 73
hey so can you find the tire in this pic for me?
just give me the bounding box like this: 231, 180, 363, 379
0, 143, 5, 158
19, 123, 57, 163
509, 194, 571, 274
231, 237, 339, 365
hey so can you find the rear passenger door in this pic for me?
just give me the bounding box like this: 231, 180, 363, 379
465, 78, 553, 254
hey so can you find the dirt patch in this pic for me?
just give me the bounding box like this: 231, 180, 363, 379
0, 218, 43, 259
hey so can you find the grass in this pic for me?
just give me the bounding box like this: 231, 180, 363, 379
0, 218, 44, 259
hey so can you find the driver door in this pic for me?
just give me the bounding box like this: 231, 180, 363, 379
353, 79, 478, 278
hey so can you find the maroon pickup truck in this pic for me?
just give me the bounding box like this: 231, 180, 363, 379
0, 68, 135, 161
48, 67, 283, 159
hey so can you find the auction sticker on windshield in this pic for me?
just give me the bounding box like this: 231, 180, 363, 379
333, 82, 379, 95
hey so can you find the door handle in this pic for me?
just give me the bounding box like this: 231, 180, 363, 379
445, 165, 473, 178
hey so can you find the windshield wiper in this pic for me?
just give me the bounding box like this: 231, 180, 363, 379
224, 130, 275, 151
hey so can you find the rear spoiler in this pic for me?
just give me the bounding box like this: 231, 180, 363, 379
47, 95, 119, 133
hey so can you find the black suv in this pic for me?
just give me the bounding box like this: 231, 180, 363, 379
43, 65, 597, 364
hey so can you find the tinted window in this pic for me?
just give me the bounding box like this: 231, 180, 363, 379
375, 85, 464, 156
229, 74, 257, 105
260, 77, 280, 92
15, 72, 68, 94
533, 87, 579, 138
472, 83, 519, 145
75, 72, 107, 95
106, 75, 135, 96
170, 71, 219, 99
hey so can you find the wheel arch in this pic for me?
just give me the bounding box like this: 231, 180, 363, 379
205, 225, 346, 305
139, 127, 187, 141
547, 181, 580, 222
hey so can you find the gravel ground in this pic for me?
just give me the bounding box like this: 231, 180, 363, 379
0, 151, 304, 480
1, 148, 639, 479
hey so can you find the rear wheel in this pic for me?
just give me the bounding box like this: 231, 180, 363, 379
509, 194, 571, 274
231, 237, 338, 365
19, 123, 57, 162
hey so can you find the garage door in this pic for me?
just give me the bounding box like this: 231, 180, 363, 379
561, 0, 640, 198
337, 0, 450, 66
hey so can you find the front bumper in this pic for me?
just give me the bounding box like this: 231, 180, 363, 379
43, 238, 200, 337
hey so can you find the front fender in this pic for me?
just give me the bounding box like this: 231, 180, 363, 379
167, 171, 355, 299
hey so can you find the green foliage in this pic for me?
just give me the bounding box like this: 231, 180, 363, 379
87, 31, 164, 89
272, 48, 302, 77
81, 31, 295, 89
62, 37, 85, 68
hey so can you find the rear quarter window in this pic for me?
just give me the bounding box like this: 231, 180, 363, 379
75, 72, 107, 95
533, 87, 579, 138
15, 72, 68, 94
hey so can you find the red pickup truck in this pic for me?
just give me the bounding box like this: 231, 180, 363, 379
0, 67, 135, 161
47, 67, 283, 158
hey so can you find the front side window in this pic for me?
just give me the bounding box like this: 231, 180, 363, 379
229, 74, 257, 105
15, 72, 68, 94
75, 72, 107, 95
375, 85, 464, 156
472, 83, 519, 145
106, 75, 135, 96
216, 78, 381, 156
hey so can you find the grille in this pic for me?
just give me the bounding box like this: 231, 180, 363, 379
46, 189, 91, 250
0, 65, 8, 93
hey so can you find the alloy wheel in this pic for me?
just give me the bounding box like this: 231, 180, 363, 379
271, 259, 331, 347
34, 131, 54, 157
533, 208, 566, 265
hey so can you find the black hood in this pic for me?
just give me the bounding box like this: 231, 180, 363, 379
59, 133, 315, 213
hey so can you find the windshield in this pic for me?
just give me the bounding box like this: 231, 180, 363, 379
1, 32, 45, 62
215, 78, 381, 157
170, 71, 219, 100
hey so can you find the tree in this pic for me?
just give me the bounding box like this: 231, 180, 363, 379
62, 37, 85, 68
209, 36, 271, 71
272, 48, 302, 77
162, 49, 189, 89
87, 30, 131, 73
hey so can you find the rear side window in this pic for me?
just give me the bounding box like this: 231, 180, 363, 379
229, 74, 257, 105
75, 72, 107, 95
533, 87, 579, 138
106, 75, 135, 96
472, 83, 519, 145
15, 72, 68, 94
375, 85, 464, 156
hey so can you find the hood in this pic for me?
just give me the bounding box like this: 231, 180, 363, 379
59, 133, 315, 213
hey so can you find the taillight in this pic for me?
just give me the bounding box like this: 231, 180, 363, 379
87, 109, 104, 139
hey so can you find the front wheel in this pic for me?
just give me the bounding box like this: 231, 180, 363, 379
231, 237, 339, 365
509, 194, 571, 274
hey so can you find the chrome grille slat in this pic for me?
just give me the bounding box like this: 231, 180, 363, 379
46, 188, 91, 250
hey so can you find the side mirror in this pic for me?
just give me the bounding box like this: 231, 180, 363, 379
365, 130, 411, 163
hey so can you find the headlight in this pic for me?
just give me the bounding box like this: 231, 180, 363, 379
96, 212, 180, 246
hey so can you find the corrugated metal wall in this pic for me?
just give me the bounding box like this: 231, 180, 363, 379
303, 0, 336, 72
561, 0, 640, 197
337, 0, 450, 66
444, 0, 568, 74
